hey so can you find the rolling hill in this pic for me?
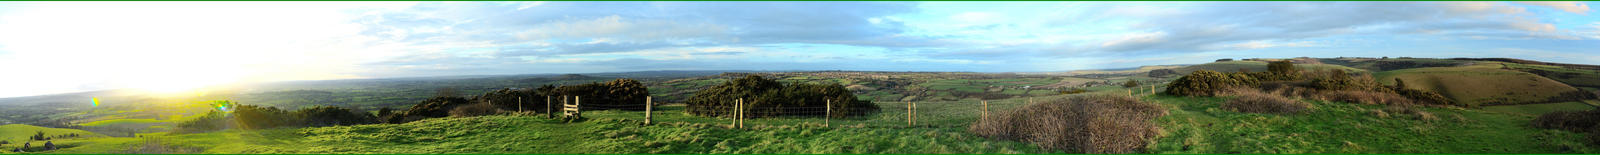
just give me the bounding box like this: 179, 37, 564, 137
1374, 63, 1591, 106
0, 124, 104, 142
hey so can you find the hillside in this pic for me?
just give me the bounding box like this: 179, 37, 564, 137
1374, 63, 1591, 106
1173, 60, 1364, 74
0, 124, 104, 142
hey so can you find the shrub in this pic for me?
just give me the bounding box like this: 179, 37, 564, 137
969, 95, 1167, 153
1532, 110, 1600, 132
1122, 80, 1139, 88
685, 75, 878, 118
173, 110, 229, 133
1221, 90, 1312, 114
548, 78, 651, 111
294, 106, 378, 127
232, 105, 298, 130
1166, 70, 1257, 96
449, 102, 504, 117
401, 96, 474, 119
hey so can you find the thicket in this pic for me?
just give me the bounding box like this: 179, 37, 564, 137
969, 95, 1167, 153
173, 110, 229, 133
1533, 110, 1600, 145
1167, 64, 1457, 106
229, 104, 379, 130
684, 75, 878, 118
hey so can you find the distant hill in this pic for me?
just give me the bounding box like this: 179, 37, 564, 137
1172, 60, 1363, 74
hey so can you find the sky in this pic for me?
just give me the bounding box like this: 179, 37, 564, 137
0, 1, 1597, 98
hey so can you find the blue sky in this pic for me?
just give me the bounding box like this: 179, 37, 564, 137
0, 1, 1596, 97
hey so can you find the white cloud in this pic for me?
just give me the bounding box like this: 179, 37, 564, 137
1214, 40, 1322, 50
516, 15, 733, 43
1516, 1, 1591, 14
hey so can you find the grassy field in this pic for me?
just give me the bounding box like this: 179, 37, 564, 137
0, 124, 104, 143
1482, 101, 1597, 116
1374, 63, 1586, 106
1145, 95, 1596, 153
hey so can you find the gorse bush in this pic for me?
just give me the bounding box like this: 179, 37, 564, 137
449, 102, 504, 117
173, 110, 228, 133
550, 78, 651, 111
969, 95, 1167, 153
230, 104, 380, 129
685, 75, 878, 118
1166, 70, 1258, 96
233, 105, 297, 130
294, 106, 378, 127
1222, 89, 1312, 114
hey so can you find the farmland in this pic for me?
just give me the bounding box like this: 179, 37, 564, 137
2, 57, 1599, 153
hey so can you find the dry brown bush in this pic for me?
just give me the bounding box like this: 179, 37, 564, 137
969, 95, 1167, 153
449, 102, 504, 117
1221, 90, 1312, 114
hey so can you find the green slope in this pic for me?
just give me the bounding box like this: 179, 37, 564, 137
0, 124, 105, 142
1374, 63, 1588, 106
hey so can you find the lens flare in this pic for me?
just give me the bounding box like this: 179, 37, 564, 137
91, 97, 100, 107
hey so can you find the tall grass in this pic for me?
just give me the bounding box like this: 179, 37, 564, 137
969, 95, 1167, 153
1221, 90, 1311, 114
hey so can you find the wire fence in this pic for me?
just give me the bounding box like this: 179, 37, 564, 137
529, 86, 1168, 129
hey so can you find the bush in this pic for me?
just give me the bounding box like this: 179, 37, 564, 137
1222, 90, 1312, 114
173, 110, 229, 133
401, 96, 474, 119
232, 105, 298, 130
1122, 80, 1139, 88
294, 106, 378, 127
548, 78, 651, 111
969, 95, 1167, 153
1166, 70, 1257, 96
1533, 110, 1600, 132
685, 75, 878, 118
449, 102, 504, 117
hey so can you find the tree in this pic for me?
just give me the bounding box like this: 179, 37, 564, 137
1122, 80, 1140, 88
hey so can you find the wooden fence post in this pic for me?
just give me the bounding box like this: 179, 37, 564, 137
981, 100, 989, 119
907, 102, 912, 126
546, 96, 553, 118
825, 99, 831, 127
737, 98, 745, 129
1151, 85, 1156, 94
645, 96, 653, 125
730, 98, 738, 128
518, 97, 523, 112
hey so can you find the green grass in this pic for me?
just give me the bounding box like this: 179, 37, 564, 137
51, 116, 1040, 154
1483, 101, 1597, 116
0, 124, 105, 142
1145, 95, 1596, 153
78, 119, 167, 127
1374, 63, 1586, 106
44, 96, 1076, 154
